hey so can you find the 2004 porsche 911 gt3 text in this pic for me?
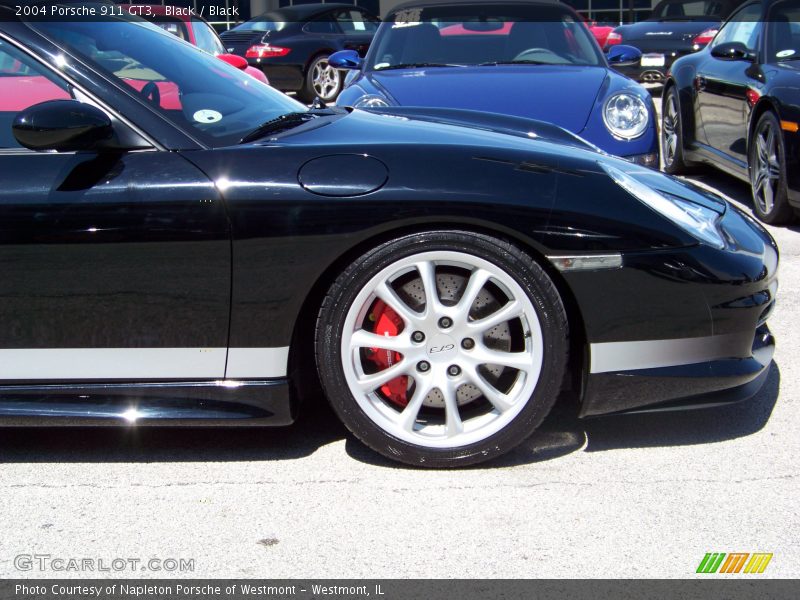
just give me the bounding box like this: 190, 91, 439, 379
0, 3, 778, 467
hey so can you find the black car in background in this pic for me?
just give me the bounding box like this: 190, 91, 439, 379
662, 0, 800, 224
220, 3, 379, 103
607, 0, 746, 84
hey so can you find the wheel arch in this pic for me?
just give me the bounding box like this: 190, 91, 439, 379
663, 77, 695, 149
304, 49, 337, 74
748, 97, 780, 156
287, 221, 588, 413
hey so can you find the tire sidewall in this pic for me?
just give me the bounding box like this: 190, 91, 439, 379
750, 111, 792, 224
662, 86, 686, 174
315, 231, 568, 468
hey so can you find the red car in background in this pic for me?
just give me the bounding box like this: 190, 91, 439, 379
585, 20, 616, 48
121, 5, 269, 84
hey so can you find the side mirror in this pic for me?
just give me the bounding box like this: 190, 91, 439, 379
607, 44, 642, 67
217, 53, 248, 70
13, 100, 113, 152
710, 41, 754, 61
329, 49, 362, 70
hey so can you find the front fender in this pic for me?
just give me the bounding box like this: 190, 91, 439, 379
666, 58, 701, 148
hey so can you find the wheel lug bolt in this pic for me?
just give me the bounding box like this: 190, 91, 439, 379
448, 365, 461, 377
461, 338, 475, 350
438, 317, 453, 329
411, 331, 425, 343
417, 361, 431, 373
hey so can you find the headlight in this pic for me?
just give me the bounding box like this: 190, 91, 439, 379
354, 95, 390, 108
602, 92, 649, 139
602, 163, 725, 249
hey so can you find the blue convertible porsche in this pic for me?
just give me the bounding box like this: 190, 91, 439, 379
333, 0, 659, 166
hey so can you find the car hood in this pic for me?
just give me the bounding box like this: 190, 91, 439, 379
615, 19, 719, 42
261, 106, 609, 167
366, 66, 608, 134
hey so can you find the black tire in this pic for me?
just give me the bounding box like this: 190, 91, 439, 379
314, 231, 569, 468
749, 111, 794, 225
298, 54, 342, 104
661, 85, 691, 174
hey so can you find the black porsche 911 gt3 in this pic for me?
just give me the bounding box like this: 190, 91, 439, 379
661, 0, 800, 225
0, 4, 778, 467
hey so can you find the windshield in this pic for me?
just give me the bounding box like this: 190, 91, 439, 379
367, 5, 604, 70
651, 0, 732, 20
768, 0, 800, 62
233, 14, 290, 32
190, 18, 226, 55
146, 17, 225, 55
27, 18, 304, 147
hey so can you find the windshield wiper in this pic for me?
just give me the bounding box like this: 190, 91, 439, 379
239, 111, 317, 143
375, 63, 464, 70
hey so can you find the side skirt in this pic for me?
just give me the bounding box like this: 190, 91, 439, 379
685, 143, 749, 182
0, 379, 296, 426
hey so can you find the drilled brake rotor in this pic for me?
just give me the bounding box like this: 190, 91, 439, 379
396, 269, 511, 408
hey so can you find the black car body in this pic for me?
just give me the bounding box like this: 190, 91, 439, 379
0, 6, 778, 467
219, 3, 379, 102
608, 0, 746, 84
662, 0, 800, 224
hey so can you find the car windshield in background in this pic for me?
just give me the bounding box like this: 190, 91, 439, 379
190, 18, 226, 55
768, 0, 800, 62
150, 18, 189, 41
233, 15, 289, 32
651, 0, 733, 20
368, 5, 604, 70
26, 18, 304, 147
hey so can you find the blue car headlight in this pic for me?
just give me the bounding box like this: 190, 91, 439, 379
602, 92, 649, 140
602, 163, 725, 249
354, 94, 391, 108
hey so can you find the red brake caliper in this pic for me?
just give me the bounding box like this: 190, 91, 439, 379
365, 300, 409, 407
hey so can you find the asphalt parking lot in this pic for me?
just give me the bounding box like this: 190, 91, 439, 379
1, 97, 798, 580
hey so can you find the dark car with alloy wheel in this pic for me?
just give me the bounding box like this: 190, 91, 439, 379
0, 4, 778, 467
219, 3, 379, 103
662, 0, 800, 224
607, 0, 746, 84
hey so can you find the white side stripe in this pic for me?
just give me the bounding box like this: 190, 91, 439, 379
589, 333, 751, 373
226, 347, 290, 378
0, 347, 289, 380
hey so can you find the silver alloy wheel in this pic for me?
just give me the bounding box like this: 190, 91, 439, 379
340, 251, 544, 449
311, 57, 341, 101
752, 119, 781, 216
662, 92, 679, 167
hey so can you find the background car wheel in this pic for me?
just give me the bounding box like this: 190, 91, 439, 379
661, 86, 691, 174
749, 111, 794, 225
315, 231, 569, 468
299, 55, 342, 104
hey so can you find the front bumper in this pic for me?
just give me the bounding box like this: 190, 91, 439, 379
561, 203, 779, 417
581, 324, 774, 416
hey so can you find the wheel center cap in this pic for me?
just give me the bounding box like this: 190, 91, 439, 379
427, 333, 457, 362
